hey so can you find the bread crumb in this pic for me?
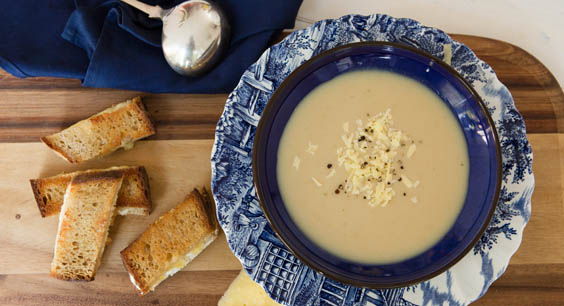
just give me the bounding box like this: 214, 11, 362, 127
326, 169, 336, 178
410, 196, 418, 204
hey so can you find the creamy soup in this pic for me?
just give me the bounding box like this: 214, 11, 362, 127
277, 70, 469, 264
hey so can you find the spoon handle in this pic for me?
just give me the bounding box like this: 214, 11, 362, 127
120, 0, 163, 18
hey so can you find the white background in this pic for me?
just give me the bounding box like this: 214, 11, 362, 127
295, 0, 564, 89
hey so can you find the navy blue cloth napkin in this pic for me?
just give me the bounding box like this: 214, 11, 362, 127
0, 0, 302, 93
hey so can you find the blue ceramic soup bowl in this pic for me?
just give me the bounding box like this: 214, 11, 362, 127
252, 42, 501, 288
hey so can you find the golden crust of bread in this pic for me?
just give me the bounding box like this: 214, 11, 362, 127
50, 170, 124, 281
30, 166, 152, 217
30, 173, 72, 217
117, 166, 152, 212
120, 188, 218, 295
41, 97, 156, 163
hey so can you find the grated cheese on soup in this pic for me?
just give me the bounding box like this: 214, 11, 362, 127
311, 177, 322, 187
306, 141, 318, 155
293, 156, 301, 170
407, 144, 417, 158
336, 109, 419, 207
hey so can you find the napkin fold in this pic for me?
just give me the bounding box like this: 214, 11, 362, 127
0, 0, 302, 93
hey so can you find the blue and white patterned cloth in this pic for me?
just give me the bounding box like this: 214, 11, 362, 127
211, 14, 534, 306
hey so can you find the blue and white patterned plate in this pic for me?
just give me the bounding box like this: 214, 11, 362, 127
211, 14, 534, 305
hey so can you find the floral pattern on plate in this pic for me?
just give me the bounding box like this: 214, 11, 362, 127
211, 14, 534, 306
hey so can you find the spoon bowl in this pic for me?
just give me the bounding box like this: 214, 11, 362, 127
122, 0, 230, 76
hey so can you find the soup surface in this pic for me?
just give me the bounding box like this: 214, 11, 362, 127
277, 70, 469, 264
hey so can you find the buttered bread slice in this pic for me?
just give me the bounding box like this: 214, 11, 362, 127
30, 166, 151, 217
41, 97, 155, 163
51, 170, 124, 281
121, 188, 218, 295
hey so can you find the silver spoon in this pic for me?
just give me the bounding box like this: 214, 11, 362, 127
121, 0, 230, 76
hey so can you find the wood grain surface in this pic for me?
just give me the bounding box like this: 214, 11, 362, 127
0, 34, 563, 305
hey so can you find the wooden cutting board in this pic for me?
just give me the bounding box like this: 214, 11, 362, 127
1, 34, 563, 305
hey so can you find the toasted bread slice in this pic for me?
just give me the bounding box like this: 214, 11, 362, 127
30, 166, 151, 217
50, 170, 124, 281
41, 97, 155, 163
121, 188, 218, 295
218, 270, 283, 306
